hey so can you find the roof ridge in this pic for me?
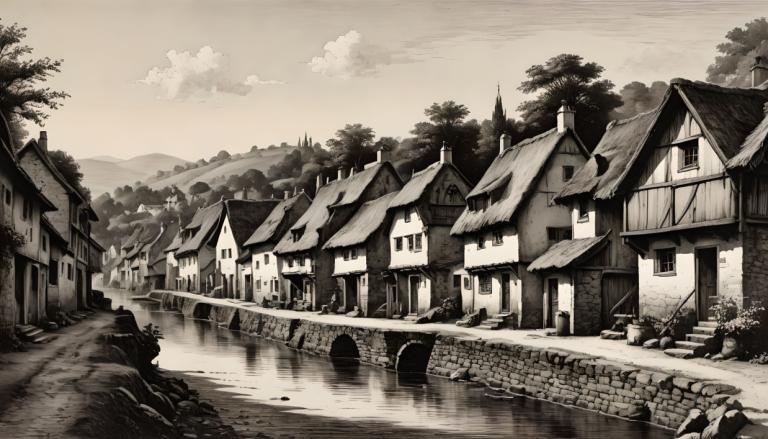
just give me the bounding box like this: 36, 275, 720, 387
606, 108, 659, 130
503, 127, 558, 156
670, 77, 768, 96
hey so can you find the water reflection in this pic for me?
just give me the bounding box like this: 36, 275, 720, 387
107, 290, 670, 438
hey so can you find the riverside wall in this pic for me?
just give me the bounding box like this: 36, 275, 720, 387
150, 290, 741, 430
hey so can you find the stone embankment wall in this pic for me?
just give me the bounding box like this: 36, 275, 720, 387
427, 335, 738, 429
152, 290, 742, 430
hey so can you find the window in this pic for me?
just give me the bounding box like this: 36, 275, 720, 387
228, 249, 232, 258
680, 142, 698, 170
67, 263, 73, 280
578, 199, 589, 222
471, 196, 487, 212
414, 234, 422, 252
3, 188, 10, 205
264, 254, 269, 264
463, 276, 471, 290
255, 278, 261, 292
654, 248, 676, 275
547, 227, 572, 243
255, 261, 260, 269
288, 257, 294, 268
299, 256, 305, 266
343, 249, 350, 261
562, 165, 575, 182
291, 229, 303, 242
42, 235, 47, 252
479, 274, 492, 294
404, 206, 413, 222
453, 275, 461, 288
21, 197, 32, 220
445, 185, 461, 204
221, 249, 227, 259
361, 275, 367, 286
223, 225, 227, 233
351, 248, 358, 259
394, 237, 403, 251
407, 235, 415, 251
477, 234, 485, 249
492, 230, 503, 246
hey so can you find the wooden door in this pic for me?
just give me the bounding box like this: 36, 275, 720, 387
601, 274, 638, 328
696, 248, 718, 320
409, 275, 420, 314
547, 278, 558, 328
501, 273, 510, 313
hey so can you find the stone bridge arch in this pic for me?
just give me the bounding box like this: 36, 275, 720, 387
395, 341, 433, 373
329, 333, 360, 359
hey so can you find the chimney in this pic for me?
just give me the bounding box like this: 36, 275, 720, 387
284, 190, 290, 200
499, 133, 512, 155
38, 131, 48, 152
557, 101, 575, 133
348, 168, 355, 178
337, 167, 345, 180
377, 147, 390, 163
242, 186, 248, 200
440, 141, 453, 164
325, 176, 331, 184
293, 186, 298, 195
752, 56, 768, 88
316, 174, 323, 190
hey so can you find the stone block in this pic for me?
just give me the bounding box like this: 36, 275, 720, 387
677, 409, 708, 437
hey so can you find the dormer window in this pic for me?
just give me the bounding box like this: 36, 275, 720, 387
578, 199, 589, 222
679, 141, 698, 170
562, 165, 574, 182
291, 228, 304, 242
404, 206, 413, 222
477, 234, 486, 249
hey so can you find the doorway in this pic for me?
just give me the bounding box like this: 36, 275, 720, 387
343, 276, 358, 310
696, 247, 718, 321
15, 257, 25, 323
601, 274, 637, 329
501, 273, 511, 313
546, 278, 558, 328
408, 275, 420, 314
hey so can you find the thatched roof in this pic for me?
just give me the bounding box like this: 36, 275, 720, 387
388, 161, 470, 210
148, 222, 180, 265
175, 201, 225, 257
324, 192, 396, 250
556, 109, 658, 202
164, 232, 183, 253
451, 129, 584, 236
243, 193, 311, 247
274, 162, 399, 254
41, 214, 67, 247
214, 199, 280, 248
727, 113, 768, 170
528, 234, 609, 272
235, 248, 252, 264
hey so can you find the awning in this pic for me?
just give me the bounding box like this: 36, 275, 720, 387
464, 262, 518, 274
528, 234, 610, 272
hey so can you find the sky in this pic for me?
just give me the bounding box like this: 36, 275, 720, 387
4, 0, 768, 160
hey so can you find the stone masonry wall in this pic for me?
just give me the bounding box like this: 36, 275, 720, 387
572, 269, 601, 336
742, 224, 768, 308
427, 334, 737, 429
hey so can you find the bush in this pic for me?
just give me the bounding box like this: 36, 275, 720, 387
711, 298, 739, 327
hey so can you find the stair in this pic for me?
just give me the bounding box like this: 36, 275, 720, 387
477, 313, 512, 330
600, 330, 626, 340
15, 325, 46, 342
599, 313, 635, 340
664, 320, 720, 359
403, 314, 419, 322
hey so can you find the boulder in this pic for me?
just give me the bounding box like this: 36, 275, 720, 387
319, 305, 329, 315
702, 410, 750, 439
176, 400, 201, 415
449, 368, 469, 381
660, 336, 676, 350
345, 307, 363, 318
677, 409, 708, 437
706, 399, 743, 423
643, 338, 660, 349
140, 403, 174, 428
456, 308, 486, 328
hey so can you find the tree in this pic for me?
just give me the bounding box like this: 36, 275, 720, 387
172, 164, 185, 174
517, 53, 622, 149
0, 21, 69, 147
613, 81, 667, 118
209, 150, 230, 163
48, 149, 90, 200
249, 145, 259, 152
707, 18, 768, 87
189, 181, 211, 196
326, 123, 376, 169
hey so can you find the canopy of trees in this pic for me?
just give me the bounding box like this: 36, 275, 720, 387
707, 18, 768, 87
48, 149, 90, 200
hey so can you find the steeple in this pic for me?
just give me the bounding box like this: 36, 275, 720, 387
492, 83, 507, 140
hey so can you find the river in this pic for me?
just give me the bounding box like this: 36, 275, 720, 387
104, 288, 671, 438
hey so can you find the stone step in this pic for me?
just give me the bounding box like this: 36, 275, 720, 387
15, 324, 36, 333
686, 333, 714, 344
664, 348, 695, 359
32, 334, 55, 344
492, 313, 512, 319
20, 328, 44, 340
697, 321, 717, 328
692, 326, 717, 336
485, 318, 505, 323
600, 330, 625, 340
478, 321, 504, 330
674, 341, 708, 357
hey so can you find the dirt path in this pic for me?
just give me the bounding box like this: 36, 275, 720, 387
0, 312, 115, 438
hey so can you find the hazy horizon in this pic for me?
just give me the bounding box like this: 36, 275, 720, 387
5, 0, 768, 160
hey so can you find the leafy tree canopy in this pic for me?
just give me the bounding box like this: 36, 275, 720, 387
707, 18, 768, 87
189, 181, 211, 196
48, 149, 90, 200
326, 123, 376, 169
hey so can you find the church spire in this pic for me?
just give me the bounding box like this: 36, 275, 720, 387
492, 83, 506, 140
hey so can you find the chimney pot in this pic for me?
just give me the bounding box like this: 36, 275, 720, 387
316, 174, 323, 189
38, 131, 48, 152
349, 168, 355, 177
377, 147, 390, 163
284, 190, 290, 200
440, 141, 453, 164
557, 101, 575, 133
337, 167, 345, 180
752, 56, 768, 88
499, 133, 512, 155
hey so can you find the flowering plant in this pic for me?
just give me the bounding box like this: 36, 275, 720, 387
719, 305, 765, 338
710, 298, 739, 326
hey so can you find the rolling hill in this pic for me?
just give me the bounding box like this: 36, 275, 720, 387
79, 153, 190, 196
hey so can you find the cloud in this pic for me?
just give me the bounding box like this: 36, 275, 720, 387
308, 30, 392, 79
141, 46, 282, 100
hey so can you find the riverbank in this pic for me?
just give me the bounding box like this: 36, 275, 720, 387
148, 289, 768, 434
0, 308, 239, 438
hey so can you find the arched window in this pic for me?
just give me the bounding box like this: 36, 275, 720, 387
445, 185, 462, 204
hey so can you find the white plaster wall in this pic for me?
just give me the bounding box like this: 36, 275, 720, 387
279, 254, 313, 275
215, 215, 239, 280
252, 247, 281, 301
463, 225, 519, 269
571, 200, 596, 239
178, 255, 199, 285
470, 271, 520, 316
333, 246, 367, 274
389, 207, 428, 267
638, 236, 743, 319
166, 250, 178, 268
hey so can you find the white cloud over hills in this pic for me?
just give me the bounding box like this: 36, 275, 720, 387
308, 30, 393, 79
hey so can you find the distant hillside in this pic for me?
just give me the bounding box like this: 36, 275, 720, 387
79, 153, 190, 196
145, 147, 295, 192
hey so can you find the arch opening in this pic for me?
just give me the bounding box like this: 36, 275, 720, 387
329, 334, 360, 359
396, 342, 432, 374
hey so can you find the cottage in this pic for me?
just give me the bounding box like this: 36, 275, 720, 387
450, 105, 589, 329
273, 153, 402, 311
241, 192, 311, 304
210, 199, 279, 298
385, 145, 472, 318
163, 229, 183, 290
323, 192, 397, 316
614, 77, 768, 349
41, 215, 73, 317
527, 110, 657, 334
142, 222, 181, 291
175, 202, 224, 293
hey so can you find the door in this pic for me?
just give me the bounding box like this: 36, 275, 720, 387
409, 275, 420, 314
76, 269, 83, 309
343, 276, 357, 310
15, 257, 25, 323
546, 278, 558, 328
601, 274, 638, 328
29, 266, 39, 323
696, 248, 718, 321
501, 273, 511, 313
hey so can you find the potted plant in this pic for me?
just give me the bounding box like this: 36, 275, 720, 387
718, 305, 765, 359
555, 311, 570, 336
627, 316, 656, 346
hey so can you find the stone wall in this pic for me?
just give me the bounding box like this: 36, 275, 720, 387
572, 269, 601, 335
742, 224, 768, 307
427, 334, 737, 429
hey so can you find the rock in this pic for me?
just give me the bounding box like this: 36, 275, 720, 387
177, 400, 201, 415
456, 308, 486, 328
677, 409, 708, 437
660, 336, 676, 350
116, 386, 139, 405
319, 305, 329, 315
280, 396, 290, 401
345, 307, 363, 318
449, 368, 469, 381
706, 399, 743, 423
701, 384, 738, 397
702, 410, 750, 439
643, 338, 660, 349
140, 403, 174, 427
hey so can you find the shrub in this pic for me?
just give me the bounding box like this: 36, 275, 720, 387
711, 298, 739, 327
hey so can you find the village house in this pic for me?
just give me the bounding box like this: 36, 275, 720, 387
141, 222, 180, 291
163, 229, 182, 290
117, 227, 141, 289
210, 199, 279, 298
527, 110, 657, 335
450, 105, 590, 329
41, 215, 73, 317
323, 192, 397, 316
273, 153, 402, 311
385, 144, 472, 318
611, 73, 768, 356
241, 191, 311, 304
121, 225, 159, 290
175, 202, 224, 293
